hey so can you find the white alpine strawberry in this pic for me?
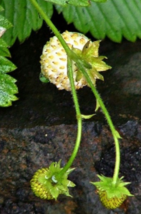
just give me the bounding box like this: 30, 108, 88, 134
40, 31, 111, 91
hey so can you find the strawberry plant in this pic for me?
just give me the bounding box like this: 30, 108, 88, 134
0, 0, 138, 210
28, 0, 133, 209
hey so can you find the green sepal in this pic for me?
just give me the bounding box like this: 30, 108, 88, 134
81, 114, 95, 119
91, 175, 133, 199
114, 130, 122, 139
95, 99, 100, 112
39, 72, 49, 83
31, 160, 75, 200
82, 41, 112, 73
73, 40, 111, 86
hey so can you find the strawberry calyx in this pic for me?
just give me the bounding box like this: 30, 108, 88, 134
73, 40, 111, 86
30, 160, 75, 200
91, 175, 133, 209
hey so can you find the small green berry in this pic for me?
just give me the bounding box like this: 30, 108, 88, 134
30, 161, 75, 200
98, 189, 127, 209
91, 175, 133, 209
30, 168, 53, 199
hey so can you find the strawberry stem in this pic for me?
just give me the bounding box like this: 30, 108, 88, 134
75, 61, 121, 185
30, 0, 121, 186
57, 57, 83, 177
29, 0, 83, 177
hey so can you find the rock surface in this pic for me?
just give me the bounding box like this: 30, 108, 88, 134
0, 121, 141, 214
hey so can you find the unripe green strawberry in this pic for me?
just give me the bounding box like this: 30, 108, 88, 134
40, 31, 111, 91
30, 161, 75, 200
30, 168, 53, 199
91, 175, 133, 210
98, 189, 127, 209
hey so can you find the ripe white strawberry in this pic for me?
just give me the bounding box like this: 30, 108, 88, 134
40, 31, 111, 91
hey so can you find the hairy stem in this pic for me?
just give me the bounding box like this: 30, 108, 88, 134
58, 57, 82, 177
76, 61, 120, 185
30, 0, 120, 184
30, 0, 83, 177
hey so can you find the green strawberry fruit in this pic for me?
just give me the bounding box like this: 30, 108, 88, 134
30, 161, 75, 200
30, 168, 53, 200
91, 175, 133, 209
98, 189, 127, 209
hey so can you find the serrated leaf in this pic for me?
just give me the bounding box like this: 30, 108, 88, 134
0, 56, 17, 73
0, 46, 11, 57
0, 6, 18, 107
44, 0, 90, 6
0, 0, 53, 46
0, 14, 12, 29
56, 0, 141, 42
0, 6, 4, 12
0, 38, 9, 47
1, 0, 141, 45
91, 0, 107, 2
0, 73, 18, 107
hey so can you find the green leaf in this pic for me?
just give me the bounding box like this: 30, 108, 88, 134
56, 0, 141, 42
0, 38, 9, 47
0, 13, 12, 37
91, 0, 107, 2
0, 6, 18, 107
0, 38, 11, 56
0, 73, 18, 107
0, 0, 53, 46
0, 5, 4, 12
44, 0, 90, 6
0, 14, 12, 29
0, 56, 17, 73
0, 46, 11, 57
0, 56, 18, 107
1, 0, 141, 45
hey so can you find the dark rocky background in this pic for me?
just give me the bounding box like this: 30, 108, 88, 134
0, 9, 141, 214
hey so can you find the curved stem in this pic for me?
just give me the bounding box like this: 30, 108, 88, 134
30, 0, 120, 184
76, 61, 120, 185
58, 57, 82, 177
29, 0, 83, 177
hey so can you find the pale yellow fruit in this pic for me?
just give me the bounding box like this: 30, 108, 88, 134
40, 31, 91, 91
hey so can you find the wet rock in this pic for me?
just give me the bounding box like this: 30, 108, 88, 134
0, 121, 141, 213
114, 53, 141, 95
